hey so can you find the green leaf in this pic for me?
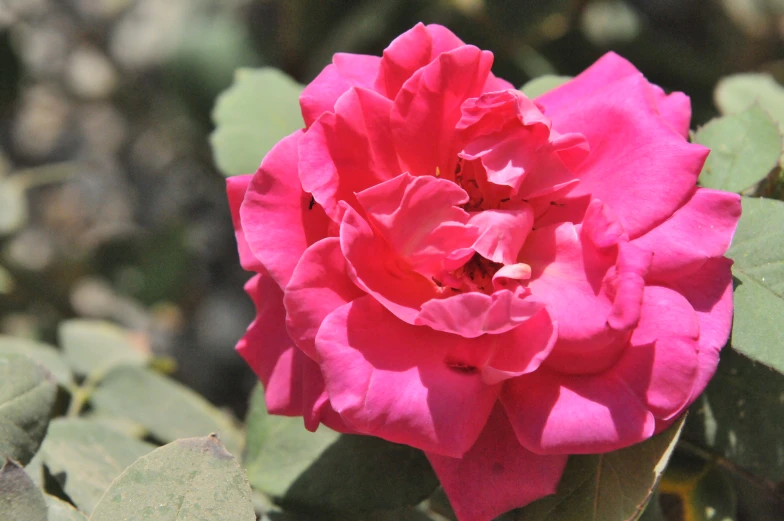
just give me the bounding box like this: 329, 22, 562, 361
0, 458, 48, 521
210, 68, 304, 177
684, 348, 784, 482
520, 75, 572, 99
90, 435, 255, 521
0, 336, 72, 386
244, 385, 340, 496
244, 386, 439, 515
514, 417, 684, 521
39, 418, 155, 514
46, 494, 88, 521
0, 177, 27, 236
694, 106, 782, 193
0, 354, 57, 465
727, 197, 784, 372
58, 319, 150, 378
715, 73, 784, 128
90, 365, 243, 456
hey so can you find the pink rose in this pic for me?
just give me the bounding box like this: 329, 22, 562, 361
228, 23, 741, 521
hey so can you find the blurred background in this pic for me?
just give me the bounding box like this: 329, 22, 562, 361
0, 0, 783, 415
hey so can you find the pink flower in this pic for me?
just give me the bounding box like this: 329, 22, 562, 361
228, 23, 741, 521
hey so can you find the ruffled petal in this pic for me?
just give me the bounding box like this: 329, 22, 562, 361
540, 74, 708, 237
314, 296, 500, 457
427, 405, 567, 521
284, 237, 365, 361
650, 85, 692, 138
340, 204, 438, 323
520, 222, 627, 374
299, 87, 401, 221
467, 203, 534, 264
391, 46, 494, 178
241, 131, 330, 288
482, 307, 558, 384
376, 23, 465, 99
458, 90, 587, 197
355, 173, 478, 276
632, 188, 741, 279
415, 289, 544, 338
226, 174, 263, 272
237, 274, 303, 416
300, 53, 381, 127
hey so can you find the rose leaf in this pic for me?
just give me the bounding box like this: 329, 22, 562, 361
210, 68, 304, 177
727, 196, 784, 373
715, 73, 784, 129
694, 106, 782, 193
46, 494, 88, 521
39, 418, 155, 515
0, 335, 73, 387
514, 416, 684, 521
0, 354, 57, 466
0, 458, 48, 521
244, 384, 439, 516
520, 75, 572, 99
89, 365, 243, 457
683, 347, 784, 482
58, 319, 150, 378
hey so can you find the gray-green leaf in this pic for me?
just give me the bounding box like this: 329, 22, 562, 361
515, 417, 684, 521
90, 365, 243, 456
46, 495, 88, 521
58, 319, 150, 378
715, 73, 784, 129
245, 386, 439, 515
0, 336, 72, 386
0, 459, 48, 521
727, 196, 784, 372
0, 354, 57, 465
520, 75, 572, 99
210, 68, 304, 177
39, 418, 155, 514
90, 435, 255, 521
694, 106, 782, 193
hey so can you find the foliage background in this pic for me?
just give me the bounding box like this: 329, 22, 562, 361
1, 1, 784, 520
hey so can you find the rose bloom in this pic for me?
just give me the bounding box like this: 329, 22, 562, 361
228, 23, 740, 521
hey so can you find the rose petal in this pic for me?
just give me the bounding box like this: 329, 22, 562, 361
415, 289, 544, 338
482, 307, 558, 384
540, 74, 708, 237
299, 87, 401, 221
427, 405, 567, 521
376, 23, 465, 99
355, 173, 478, 276
284, 237, 365, 361
300, 53, 381, 127
241, 131, 330, 288
537, 52, 693, 138
667, 257, 734, 404
521, 222, 626, 373
314, 296, 500, 457
391, 45, 494, 178
468, 203, 534, 265
340, 204, 438, 323
226, 174, 263, 272
237, 274, 303, 415
632, 188, 741, 279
